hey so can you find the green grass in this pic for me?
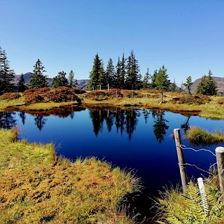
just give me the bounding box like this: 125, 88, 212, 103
157, 177, 224, 224
186, 127, 224, 145
0, 129, 139, 224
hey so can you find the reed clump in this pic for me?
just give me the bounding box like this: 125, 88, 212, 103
186, 127, 224, 145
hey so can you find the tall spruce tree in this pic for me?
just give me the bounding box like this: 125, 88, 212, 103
120, 54, 126, 89
68, 70, 78, 88
105, 58, 115, 89
88, 54, 104, 90
197, 70, 217, 95
154, 66, 170, 103
126, 51, 140, 89
18, 74, 26, 92
115, 57, 121, 88
0, 47, 15, 94
29, 59, 47, 89
52, 71, 68, 88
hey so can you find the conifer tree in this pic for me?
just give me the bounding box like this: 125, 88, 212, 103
154, 66, 170, 103
126, 51, 140, 89
151, 70, 158, 88
68, 70, 78, 88
120, 54, 126, 89
197, 70, 217, 95
88, 54, 104, 90
169, 80, 179, 92
98, 61, 106, 90
18, 74, 26, 92
52, 71, 68, 88
183, 76, 193, 94
29, 59, 47, 89
0, 47, 15, 94
105, 58, 115, 89
142, 68, 150, 88
115, 57, 121, 88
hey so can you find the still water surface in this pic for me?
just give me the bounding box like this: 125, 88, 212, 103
1, 108, 223, 219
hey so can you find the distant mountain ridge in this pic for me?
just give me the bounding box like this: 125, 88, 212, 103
191, 76, 224, 95
15, 73, 88, 90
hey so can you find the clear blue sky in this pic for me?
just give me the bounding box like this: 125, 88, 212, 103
1, 0, 224, 84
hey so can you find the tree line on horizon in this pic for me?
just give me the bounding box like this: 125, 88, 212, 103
0, 46, 218, 96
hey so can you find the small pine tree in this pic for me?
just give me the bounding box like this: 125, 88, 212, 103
0, 47, 15, 94
154, 66, 170, 103
52, 71, 68, 88
151, 70, 158, 89
169, 80, 179, 92
183, 76, 193, 95
68, 70, 78, 88
197, 70, 217, 95
18, 74, 26, 92
29, 59, 48, 89
142, 68, 150, 88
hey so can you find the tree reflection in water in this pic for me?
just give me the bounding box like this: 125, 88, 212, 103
152, 110, 169, 143
34, 115, 47, 131
1, 108, 170, 143
0, 112, 16, 129
181, 115, 191, 133
89, 108, 141, 140
19, 112, 26, 125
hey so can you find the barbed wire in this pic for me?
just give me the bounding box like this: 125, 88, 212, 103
184, 162, 217, 175
181, 144, 216, 157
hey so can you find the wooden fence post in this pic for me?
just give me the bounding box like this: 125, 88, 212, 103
174, 128, 188, 194
216, 147, 224, 193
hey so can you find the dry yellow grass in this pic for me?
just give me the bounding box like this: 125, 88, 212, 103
0, 129, 138, 224
0, 90, 224, 119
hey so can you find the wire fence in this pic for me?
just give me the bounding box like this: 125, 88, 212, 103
173, 128, 224, 196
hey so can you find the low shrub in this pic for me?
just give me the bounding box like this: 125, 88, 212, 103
217, 98, 224, 105
122, 90, 144, 98
0, 92, 21, 101
186, 127, 224, 145
23, 87, 81, 104
172, 95, 210, 105
85, 89, 123, 100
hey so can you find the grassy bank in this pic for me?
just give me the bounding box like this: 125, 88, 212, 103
186, 127, 224, 145
0, 129, 139, 223
158, 177, 224, 224
1, 89, 224, 119
81, 90, 224, 119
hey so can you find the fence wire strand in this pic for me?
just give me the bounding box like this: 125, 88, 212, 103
181, 144, 216, 157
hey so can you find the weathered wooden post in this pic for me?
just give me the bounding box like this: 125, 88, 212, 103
197, 177, 209, 215
174, 128, 187, 194
216, 147, 224, 193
